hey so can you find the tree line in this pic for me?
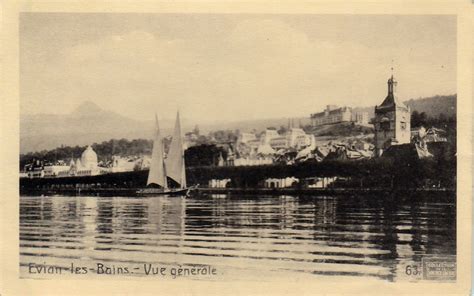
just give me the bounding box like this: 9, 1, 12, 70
20, 139, 153, 169
20, 138, 228, 170
411, 110, 456, 129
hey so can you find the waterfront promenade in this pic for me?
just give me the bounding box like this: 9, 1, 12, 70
20, 156, 455, 198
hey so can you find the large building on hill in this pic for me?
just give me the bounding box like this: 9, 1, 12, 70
311, 105, 352, 126
310, 105, 368, 126
373, 74, 411, 156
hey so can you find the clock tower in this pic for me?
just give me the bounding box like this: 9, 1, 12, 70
373, 74, 411, 157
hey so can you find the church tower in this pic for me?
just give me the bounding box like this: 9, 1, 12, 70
373, 74, 411, 156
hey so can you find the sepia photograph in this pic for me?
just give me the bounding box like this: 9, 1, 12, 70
1, 1, 472, 294
17, 12, 458, 282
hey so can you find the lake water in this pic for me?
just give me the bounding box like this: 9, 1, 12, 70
20, 194, 455, 282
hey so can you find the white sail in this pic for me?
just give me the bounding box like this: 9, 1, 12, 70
165, 111, 187, 188
147, 114, 167, 188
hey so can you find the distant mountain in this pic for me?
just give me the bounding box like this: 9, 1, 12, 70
353, 94, 456, 120
20, 101, 169, 153
71, 100, 107, 116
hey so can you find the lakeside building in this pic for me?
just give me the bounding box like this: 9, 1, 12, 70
269, 136, 288, 150
237, 132, 257, 144
234, 157, 273, 166
289, 128, 315, 149
25, 160, 45, 178
286, 128, 306, 147
73, 145, 101, 176
24, 145, 150, 179
230, 127, 316, 166
43, 164, 70, 178
245, 139, 261, 155
260, 129, 279, 145
257, 144, 276, 155
267, 128, 314, 151
109, 155, 138, 173
208, 178, 231, 188
26, 145, 103, 178
373, 75, 411, 156
57, 160, 76, 177
264, 177, 299, 188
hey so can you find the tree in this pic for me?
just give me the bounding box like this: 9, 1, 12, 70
184, 144, 226, 167
438, 112, 447, 123
411, 111, 428, 128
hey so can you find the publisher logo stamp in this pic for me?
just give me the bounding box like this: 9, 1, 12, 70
422, 257, 456, 281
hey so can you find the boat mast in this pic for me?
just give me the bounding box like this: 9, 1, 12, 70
147, 114, 167, 189
166, 111, 186, 188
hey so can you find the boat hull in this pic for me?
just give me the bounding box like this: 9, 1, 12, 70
136, 188, 190, 197
135, 185, 198, 197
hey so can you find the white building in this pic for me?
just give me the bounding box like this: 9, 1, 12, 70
234, 158, 273, 166
209, 178, 232, 188
268, 128, 313, 150
260, 129, 279, 145
238, 132, 257, 144
269, 136, 288, 150
264, 177, 299, 188
43, 165, 70, 178
311, 105, 353, 126
245, 139, 261, 155
109, 156, 137, 173
287, 128, 306, 147
306, 177, 337, 188
27, 169, 44, 178
24, 160, 44, 178
257, 144, 276, 155
70, 145, 101, 176
354, 112, 369, 125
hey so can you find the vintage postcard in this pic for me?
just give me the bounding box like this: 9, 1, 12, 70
1, 0, 472, 295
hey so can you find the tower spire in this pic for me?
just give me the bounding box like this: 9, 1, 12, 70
391, 59, 394, 79
387, 62, 397, 95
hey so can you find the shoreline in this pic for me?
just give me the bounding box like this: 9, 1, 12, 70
19, 186, 456, 199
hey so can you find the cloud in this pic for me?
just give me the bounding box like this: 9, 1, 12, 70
21, 17, 456, 123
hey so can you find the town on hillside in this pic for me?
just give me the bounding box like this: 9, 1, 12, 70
21, 74, 455, 190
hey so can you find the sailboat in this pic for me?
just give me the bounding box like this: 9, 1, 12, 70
136, 112, 196, 197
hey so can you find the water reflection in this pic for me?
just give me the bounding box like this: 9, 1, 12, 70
20, 194, 455, 281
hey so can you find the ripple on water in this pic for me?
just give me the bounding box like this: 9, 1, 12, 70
19, 194, 455, 282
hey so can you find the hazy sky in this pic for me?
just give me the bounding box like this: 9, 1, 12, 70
20, 13, 456, 122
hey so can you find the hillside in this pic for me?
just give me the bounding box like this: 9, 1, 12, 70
20, 94, 456, 153
404, 95, 456, 118
200, 117, 312, 134
307, 122, 373, 137
353, 94, 456, 120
